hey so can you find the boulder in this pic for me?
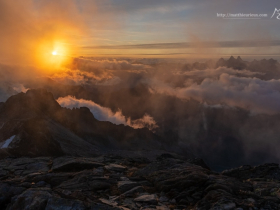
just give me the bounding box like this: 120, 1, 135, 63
45, 197, 86, 210
105, 164, 127, 172
52, 157, 104, 172
7, 188, 52, 210
122, 186, 145, 197
118, 181, 139, 193
134, 194, 158, 204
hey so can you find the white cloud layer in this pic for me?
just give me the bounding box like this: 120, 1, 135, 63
177, 67, 263, 78
150, 73, 280, 114
57, 96, 158, 130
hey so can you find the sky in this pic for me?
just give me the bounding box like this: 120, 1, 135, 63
0, 0, 280, 64
78, 0, 280, 58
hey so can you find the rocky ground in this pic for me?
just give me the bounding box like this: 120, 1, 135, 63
1, 154, 280, 210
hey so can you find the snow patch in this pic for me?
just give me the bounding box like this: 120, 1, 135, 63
1, 135, 15, 149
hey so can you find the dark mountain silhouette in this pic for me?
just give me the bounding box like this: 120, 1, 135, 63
181, 56, 280, 80
18, 71, 280, 170
0, 89, 172, 158
216, 56, 280, 79
216, 56, 248, 70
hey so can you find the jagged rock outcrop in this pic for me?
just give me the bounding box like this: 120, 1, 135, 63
1, 155, 280, 209
181, 56, 280, 80
216, 56, 247, 70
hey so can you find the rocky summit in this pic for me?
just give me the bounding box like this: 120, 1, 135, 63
1, 154, 280, 210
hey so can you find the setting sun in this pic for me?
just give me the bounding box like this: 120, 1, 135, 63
33, 39, 72, 72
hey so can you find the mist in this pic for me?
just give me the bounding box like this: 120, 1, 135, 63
57, 95, 158, 130
1, 0, 280, 171
35, 56, 280, 169
151, 72, 280, 115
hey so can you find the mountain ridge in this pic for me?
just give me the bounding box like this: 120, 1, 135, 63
0, 89, 175, 159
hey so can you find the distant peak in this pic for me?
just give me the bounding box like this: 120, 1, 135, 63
5, 88, 61, 114
268, 58, 277, 63
25, 89, 57, 103
26, 88, 49, 97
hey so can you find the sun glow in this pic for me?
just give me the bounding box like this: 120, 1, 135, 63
34, 39, 72, 72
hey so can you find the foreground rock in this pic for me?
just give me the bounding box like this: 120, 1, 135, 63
1, 155, 280, 209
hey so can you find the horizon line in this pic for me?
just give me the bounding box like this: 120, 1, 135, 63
82, 40, 280, 50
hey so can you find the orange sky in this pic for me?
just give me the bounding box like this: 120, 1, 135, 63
0, 0, 279, 68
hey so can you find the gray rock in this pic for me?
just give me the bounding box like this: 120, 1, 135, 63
118, 181, 139, 193
0, 183, 26, 207
2, 155, 280, 210
134, 194, 158, 204
92, 167, 105, 176
222, 163, 280, 181
0, 168, 8, 178
221, 202, 236, 210
122, 186, 145, 197
156, 205, 170, 210
122, 198, 138, 209
159, 196, 169, 202
52, 157, 104, 172
91, 203, 121, 210
6, 157, 50, 176
105, 164, 127, 172
35, 181, 49, 187
88, 181, 112, 191
120, 177, 130, 181
25, 172, 75, 187
99, 198, 118, 207
57, 177, 112, 191
7, 188, 52, 210
45, 197, 86, 210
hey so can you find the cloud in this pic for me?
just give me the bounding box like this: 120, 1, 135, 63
12, 84, 29, 94
150, 73, 280, 115
72, 57, 150, 71
57, 96, 127, 124
47, 57, 153, 85
0, 63, 34, 102
177, 67, 263, 78
98, 0, 194, 13
50, 69, 120, 86
83, 40, 280, 50
0, 83, 29, 102
57, 96, 158, 130
127, 114, 158, 130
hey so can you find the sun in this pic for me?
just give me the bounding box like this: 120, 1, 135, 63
34, 39, 72, 71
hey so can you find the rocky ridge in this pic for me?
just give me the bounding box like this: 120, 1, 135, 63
0, 89, 174, 159
1, 154, 280, 210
